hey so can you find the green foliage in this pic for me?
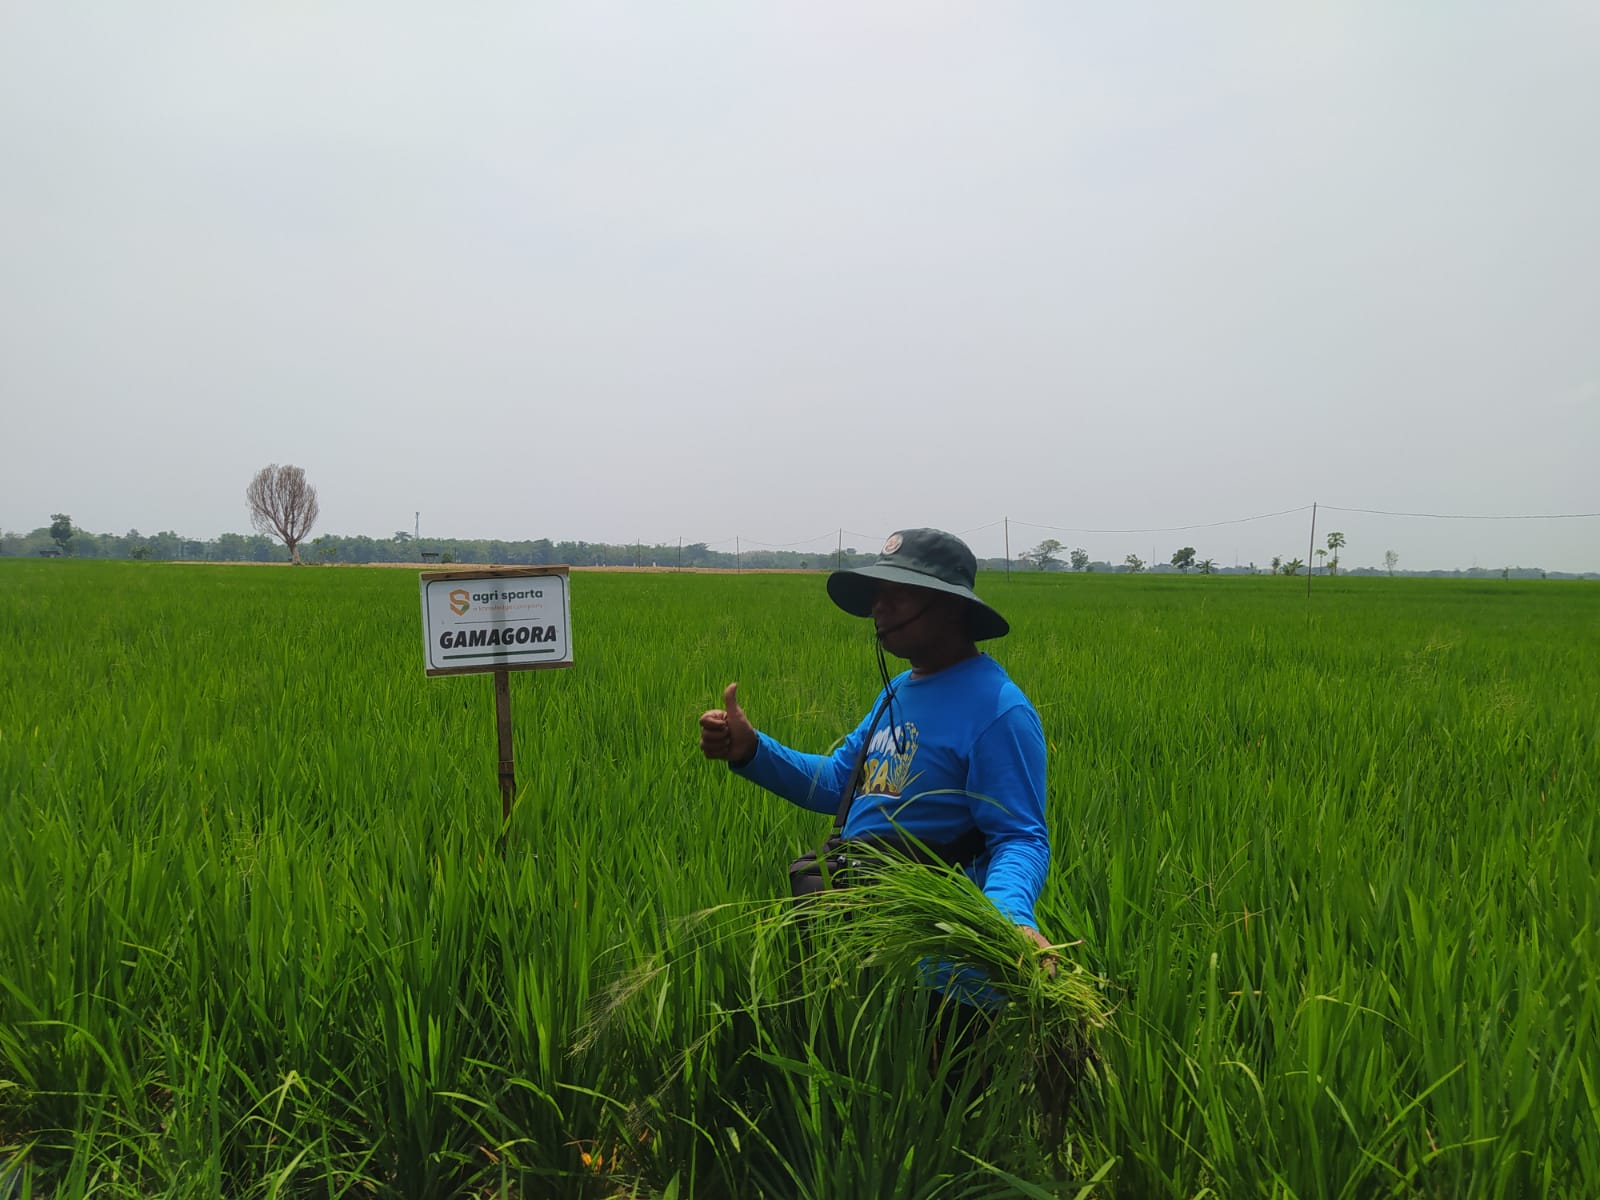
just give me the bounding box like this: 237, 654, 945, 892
48, 513, 72, 551
0, 563, 1596, 1196
1023, 540, 1064, 571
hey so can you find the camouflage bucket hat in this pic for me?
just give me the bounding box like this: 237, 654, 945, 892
826, 527, 1010, 641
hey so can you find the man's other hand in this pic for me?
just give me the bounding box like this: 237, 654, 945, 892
1019, 925, 1058, 978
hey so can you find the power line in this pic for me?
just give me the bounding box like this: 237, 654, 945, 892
520, 502, 1597, 560
1010, 504, 1312, 537
739, 529, 840, 549
1321, 505, 1600, 521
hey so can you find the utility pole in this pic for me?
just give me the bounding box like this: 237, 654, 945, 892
1306, 501, 1318, 599
1004, 517, 1011, 582
836, 528, 843, 571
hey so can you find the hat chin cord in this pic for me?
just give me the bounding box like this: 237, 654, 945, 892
872, 597, 935, 754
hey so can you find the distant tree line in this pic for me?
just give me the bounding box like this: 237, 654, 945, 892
5, 520, 1592, 579
1013, 535, 1590, 580
4, 523, 230, 561
0, 521, 885, 571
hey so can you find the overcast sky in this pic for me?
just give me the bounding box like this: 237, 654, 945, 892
2, 3, 1596, 571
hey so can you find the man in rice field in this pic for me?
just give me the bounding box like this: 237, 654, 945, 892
697, 526, 1052, 972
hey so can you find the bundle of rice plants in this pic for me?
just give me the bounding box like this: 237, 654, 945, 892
779, 840, 1113, 1137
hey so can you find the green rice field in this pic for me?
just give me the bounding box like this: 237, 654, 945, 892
2, 560, 1597, 1198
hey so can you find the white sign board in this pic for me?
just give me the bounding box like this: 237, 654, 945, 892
420, 567, 572, 676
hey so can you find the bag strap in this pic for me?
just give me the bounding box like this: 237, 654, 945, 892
831, 691, 896, 834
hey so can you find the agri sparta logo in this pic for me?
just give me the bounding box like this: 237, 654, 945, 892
449, 588, 471, 615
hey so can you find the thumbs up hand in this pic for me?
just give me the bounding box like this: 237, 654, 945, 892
699, 681, 758, 767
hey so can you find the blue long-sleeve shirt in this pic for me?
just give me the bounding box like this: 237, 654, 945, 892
733, 653, 1050, 928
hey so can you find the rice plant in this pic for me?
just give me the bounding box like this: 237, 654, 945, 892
1, 561, 1595, 1196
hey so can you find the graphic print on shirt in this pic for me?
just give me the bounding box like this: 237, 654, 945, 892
861, 722, 920, 798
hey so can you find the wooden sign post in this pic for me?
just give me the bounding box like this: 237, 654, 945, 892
420, 566, 573, 852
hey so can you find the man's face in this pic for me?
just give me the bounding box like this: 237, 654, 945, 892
870, 582, 965, 657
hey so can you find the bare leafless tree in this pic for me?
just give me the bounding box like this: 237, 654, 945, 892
246, 464, 319, 564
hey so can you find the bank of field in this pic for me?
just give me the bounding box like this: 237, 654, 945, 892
1, 561, 1596, 1197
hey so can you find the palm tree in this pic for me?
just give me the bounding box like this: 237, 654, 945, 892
1198, 559, 1216, 575
1270, 555, 1282, 574
1315, 548, 1328, 574
1283, 557, 1304, 576
1327, 531, 1345, 576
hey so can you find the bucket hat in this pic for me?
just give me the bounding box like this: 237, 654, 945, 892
827, 528, 1009, 641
